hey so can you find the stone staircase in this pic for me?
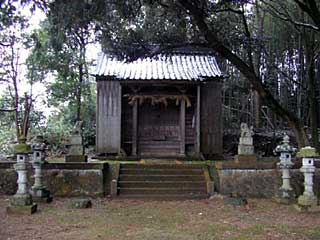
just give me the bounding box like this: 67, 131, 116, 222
117, 164, 210, 200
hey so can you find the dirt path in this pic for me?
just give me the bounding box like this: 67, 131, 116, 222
0, 196, 319, 240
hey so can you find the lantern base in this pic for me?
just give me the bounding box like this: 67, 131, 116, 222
6, 203, 37, 215
30, 188, 53, 203
297, 194, 318, 209
10, 193, 33, 206
274, 188, 296, 204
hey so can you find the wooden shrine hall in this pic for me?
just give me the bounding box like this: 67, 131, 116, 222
94, 47, 224, 159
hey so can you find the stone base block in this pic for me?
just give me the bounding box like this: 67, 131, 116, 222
30, 188, 50, 197
65, 155, 87, 163
68, 145, 85, 155
234, 154, 257, 165
274, 188, 296, 204
69, 135, 83, 145
238, 144, 254, 155
297, 194, 318, 208
70, 198, 92, 209
32, 195, 53, 203
11, 194, 33, 206
207, 181, 215, 196
110, 179, 118, 197
6, 203, 37, 215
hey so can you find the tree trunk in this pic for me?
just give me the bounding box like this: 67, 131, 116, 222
253, 0, 265, 129
304, 31, 320, 151
10, 37, 21, 140
179, 1, 308, 147
77, 62, 83, 121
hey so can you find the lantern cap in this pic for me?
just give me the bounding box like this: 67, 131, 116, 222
31, 135, 46, 151
296, 146, 320, 158
13, 143, 32, 154
275, 134, 296, 154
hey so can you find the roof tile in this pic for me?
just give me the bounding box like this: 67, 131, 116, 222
94, 52, 222, 81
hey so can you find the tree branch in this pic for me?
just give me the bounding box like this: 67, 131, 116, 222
0, 108, 16, 112
177, 0, 308, 147
263, 1, 319, 31
293, 0, 320, 30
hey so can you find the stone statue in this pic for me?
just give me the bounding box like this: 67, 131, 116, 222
65, 120, 87, 162
73, 121, 83, 135
237, 122, 255, 156
240, 123, 254, 138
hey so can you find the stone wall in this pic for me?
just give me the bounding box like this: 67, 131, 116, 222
0, 161, 319, 199
215, 166, 320, 198
0, 162, 108, 197
216, 169, 279, 198
0, 163, 17, 195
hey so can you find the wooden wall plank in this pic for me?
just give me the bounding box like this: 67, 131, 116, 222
96, 81, 122, 154
200, 81, 223, 157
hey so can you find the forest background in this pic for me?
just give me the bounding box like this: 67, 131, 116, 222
0, 0, 319, 159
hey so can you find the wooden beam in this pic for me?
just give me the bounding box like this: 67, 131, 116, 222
180, 98, 186, 155
121, 80, 198, 85
118, 85, 122, 152
132, 99, 138, 156
195, 85, 201, 153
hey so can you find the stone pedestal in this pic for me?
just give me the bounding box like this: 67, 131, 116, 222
30, 137, 52, 203
234, 154, 257, 165
7, 140, 37, 215
274, 135, 296, 204
30, 162, 52, 203
65, 155, 87, 162
295, 147, 319, 211
65, 133, 87, 163
275, 166, 296, 204
238, 142, 254, 155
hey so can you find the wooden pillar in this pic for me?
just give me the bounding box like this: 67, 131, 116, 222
195, 85, 201, 154
180, 98, 186, 155
132, 99, 138, 156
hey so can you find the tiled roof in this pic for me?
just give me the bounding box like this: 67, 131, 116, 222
93, 51, 223, 81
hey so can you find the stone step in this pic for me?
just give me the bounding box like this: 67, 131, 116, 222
118, 181, 207, 188
121, 164, 204, 170
119, 174, 205, 181
119, 168, 203, 175
117, 193, 209, 200
118, 187, 207, 195
116, 163, 209, 200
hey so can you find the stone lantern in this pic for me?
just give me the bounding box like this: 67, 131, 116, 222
274, 134, 296, 204
30, 136, 52, 203
296, 146, 319, 211
6, 137, 37, 214
235, 123, 257, 164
